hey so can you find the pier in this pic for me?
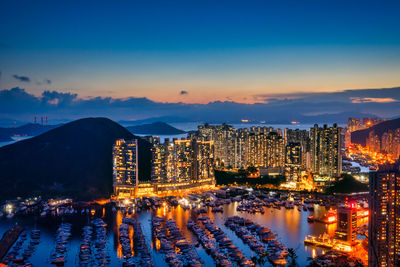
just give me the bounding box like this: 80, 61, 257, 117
0, 225, 24, 261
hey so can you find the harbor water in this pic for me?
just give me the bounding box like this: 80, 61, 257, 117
0, 202, 366, 266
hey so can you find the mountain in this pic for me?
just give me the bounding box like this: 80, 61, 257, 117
0, 117, 152, 200
119, 116, 191, 126
126, 122, 186, 135
0, 123, 62, 140
351, 117, 400, 146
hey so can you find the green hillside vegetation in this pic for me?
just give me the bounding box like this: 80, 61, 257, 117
326, 174, 368, 194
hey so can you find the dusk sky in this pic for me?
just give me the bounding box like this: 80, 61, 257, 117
1, 0, 400, 105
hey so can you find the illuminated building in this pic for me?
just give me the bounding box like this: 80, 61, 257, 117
113, 139, 138, 197
246, 131, 284, 169
196, 123, 236, 168
284, 128, 310, 170
362, 128, 400, 163
348, 117, 384, 133
310, 123, 342, 178
265, 132, 285, 168
367, 130, 381, 153
335, 205, 357, 244
151, 138, 192, 184
246, 131, 268, 168
369, 163, 400, 267
285, 142, 302, 182
234, 128, 248, 169
348, 118, 361, 133
192, 139, 215, 182
150, 137, 215, 193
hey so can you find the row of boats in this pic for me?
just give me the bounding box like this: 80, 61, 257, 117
91, 218, 110, 266
152, 216, 202, 267
187, 219, 232, 267
122, 217, 153, 267
78, 225, 93, 266
225, 216, 288, 266
197, 215, 255, 267
3, 229, 41, 266
236, 198, 317, 214
50, 222, 72, 265
78, 219, 111, 266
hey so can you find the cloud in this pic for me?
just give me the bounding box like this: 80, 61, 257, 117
12, 74, 30, 82
350, 97, 398, 103
41, 90, 78, 106
0, 86, 399, 124
180, 90, 188, 95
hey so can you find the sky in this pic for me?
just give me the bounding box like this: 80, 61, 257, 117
0, 0, 400, 123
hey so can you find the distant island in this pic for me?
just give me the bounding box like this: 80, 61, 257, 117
0, 123, 61, 142
126, 122, 186, 135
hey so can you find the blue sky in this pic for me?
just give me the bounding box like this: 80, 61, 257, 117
0, 0, 400, 121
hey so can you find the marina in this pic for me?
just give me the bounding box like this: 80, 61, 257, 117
0, 190, 368, 266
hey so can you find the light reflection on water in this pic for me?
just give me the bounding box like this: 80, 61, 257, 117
0, 203, 367, 266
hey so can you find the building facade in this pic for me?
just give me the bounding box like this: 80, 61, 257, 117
285, 142, 302, 181
310, 124, 342, 177
150, 137, 215, 192
112, 139, 139, 197
369, 163, 400, 267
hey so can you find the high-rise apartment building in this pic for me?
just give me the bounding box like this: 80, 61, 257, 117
310, 124, 342, 177
196, 123, 235, 168
246, 131, 284, 168
150, 138, 215, 185
265, 132, 285, 168
369, 163, 400, 267
285, 142, 302, 181
284, 129, 310, 170
112, 139, 139, 197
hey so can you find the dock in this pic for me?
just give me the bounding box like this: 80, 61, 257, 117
0, 225, 24, 261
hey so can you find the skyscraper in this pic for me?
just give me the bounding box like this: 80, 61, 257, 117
369, 163, 400, 267
285, 142, 302, 182
113, 139, 138, 197
310, 124, 342, 177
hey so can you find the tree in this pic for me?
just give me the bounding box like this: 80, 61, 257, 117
288, 248, 298, 267
247, 165, 258, 175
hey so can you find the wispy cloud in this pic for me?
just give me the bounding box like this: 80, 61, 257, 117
12, 74, 30, 83
350, 97, 399, 103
